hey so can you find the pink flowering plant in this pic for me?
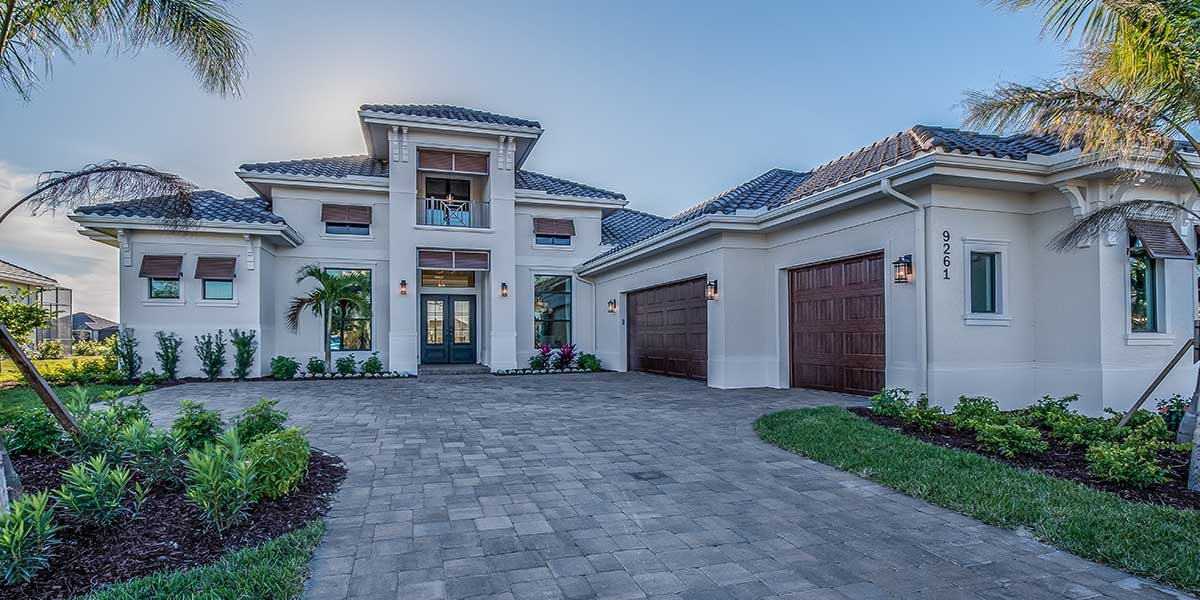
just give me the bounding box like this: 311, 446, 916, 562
553, 343, 577, 370
528, 344, 553, 370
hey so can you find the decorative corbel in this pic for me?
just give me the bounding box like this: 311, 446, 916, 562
117, 229, 132, 267
243, 234, 256, 271
388, 126, 400, 163
497, 136, 507, 171
506, 136, 516, 171
1181, 193, 1200, 227
1056, 184, 1091, 247
401, 126, 409, 162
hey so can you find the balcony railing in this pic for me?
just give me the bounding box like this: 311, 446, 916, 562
417, 197, 490, 229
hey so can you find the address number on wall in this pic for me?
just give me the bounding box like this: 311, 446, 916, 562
941, 230, 951, 280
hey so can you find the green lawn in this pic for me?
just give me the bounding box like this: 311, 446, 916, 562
0, 356, 107, 383
755, 406, 1200, 593
78, 520, 325, 599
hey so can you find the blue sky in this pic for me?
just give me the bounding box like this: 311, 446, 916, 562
0, 0, 1066, 316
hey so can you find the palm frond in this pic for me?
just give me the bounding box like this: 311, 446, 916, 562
1048, 198, 1200, 251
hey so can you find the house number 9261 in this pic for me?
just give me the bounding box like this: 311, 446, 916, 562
941, 230, 951, 280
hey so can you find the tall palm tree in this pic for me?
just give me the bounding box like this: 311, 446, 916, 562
1, 0, 249, 100
285, 265, 371, 372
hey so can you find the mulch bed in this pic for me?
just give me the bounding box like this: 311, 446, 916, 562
849, 407, 1200, 511
2, 449, 346, 599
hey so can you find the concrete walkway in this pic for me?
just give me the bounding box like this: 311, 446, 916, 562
139, 373, 1193, 600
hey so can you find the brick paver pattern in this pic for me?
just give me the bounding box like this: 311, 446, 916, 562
138, 373, 1194, 600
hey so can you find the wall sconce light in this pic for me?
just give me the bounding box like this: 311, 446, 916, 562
607, 299, 618, 313
892, 255, 913, 284
500, 282, 509, 297
398, 279, 408, 295
704, 280, 719, 301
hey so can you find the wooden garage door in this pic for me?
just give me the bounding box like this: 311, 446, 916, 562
627, 277, 708, 381
789, 253, 885, 395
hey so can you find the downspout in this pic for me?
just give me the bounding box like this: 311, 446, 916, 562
880, 178, 930, 398
575, 275, 599, 355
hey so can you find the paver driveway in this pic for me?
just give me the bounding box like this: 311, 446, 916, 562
140, 373, 1191, 600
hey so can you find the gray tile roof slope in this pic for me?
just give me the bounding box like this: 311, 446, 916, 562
359, 104, 541, 129
516, 170, 625, 200
239, 155, 387, 179
76, 190, 286, 225
70, 312, 119, 332
0, 259, 57, 287
601, 209, 670, 246
674, 168, 812, 222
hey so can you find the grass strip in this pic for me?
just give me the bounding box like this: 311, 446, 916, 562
78, 520, 326, 600
755, 406, 1200, 593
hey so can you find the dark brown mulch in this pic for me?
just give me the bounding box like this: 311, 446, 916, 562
2, 449, 346, 600
848, 407, 1200, 511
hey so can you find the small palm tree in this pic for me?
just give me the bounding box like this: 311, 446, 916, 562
285, 265, 370, 372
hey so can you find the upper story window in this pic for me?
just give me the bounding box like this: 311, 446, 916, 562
426, 177, 471, 201
321, 204, 372, 236
195, 257, 236, 301
139, 255, 183, 300
1126, 219, 1192, 334
533, 218, 575, 247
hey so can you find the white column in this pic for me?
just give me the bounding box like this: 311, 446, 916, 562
388, 126, 420, 373
488, 145, 519, 370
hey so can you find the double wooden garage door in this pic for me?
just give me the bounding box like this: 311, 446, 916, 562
627, 277, 708, 381
789, 252, 886, 395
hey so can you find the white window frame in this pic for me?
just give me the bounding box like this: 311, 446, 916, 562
141, 254, 186, 306
962, 238, 1010, 326
532, 272, 574, 348
1124, 234, 1173, 345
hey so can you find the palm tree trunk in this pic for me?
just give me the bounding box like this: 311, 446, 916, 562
1190, 421, 1200, 492
1176, 369, 1200, 444
323, 305, 332, 372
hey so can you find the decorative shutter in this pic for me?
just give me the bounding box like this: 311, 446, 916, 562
418, 150, 454, 171
452, 152, 489, 174
453, 251, 490, 270
344, 205, 372, 225
1129, 219, 1193, 259
138, 255, 183, 278
418, 149, 489, 174
194, 257, 237, 279
321, 204, 349, 223
533, 218, 576, 236
418, 250, 455, 269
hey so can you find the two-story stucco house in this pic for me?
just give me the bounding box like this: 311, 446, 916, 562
70, 104, 1200, 415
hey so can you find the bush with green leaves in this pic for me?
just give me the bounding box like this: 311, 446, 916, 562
61, 384, 95, 416
229, 329, 258, 379
1024, 394, 1078, 426
975, 423, 1048, 457
361, 352, 383, 375
114, 329, 141, 382
900, 394, 944, 431
67, 413, 119, 460
103, 394, 152, 430
54, 455, 134, 526
0, 491, 60, 585
172, 400, 224, 451
153, 331, 183, 380
6, 410, 60, 455
35, 339, 63, 359
117, 418, 183, 486
233, 399, 288, 443
576, 353, 602, 372
868, 388, 911, 418
194, 331, 228, 381
1045, 411, 1113, 447
305, 357, 326, 375
247, 427, 311, 500
71, 338, 106, 356
270, 355, 300, 379
139, 371, 166, 385
1156, 394, 1190, 433
950, 396, 1000, 431
184, 430, 256, 532
1086, 440, 1169, 488
334, 354, 357, 376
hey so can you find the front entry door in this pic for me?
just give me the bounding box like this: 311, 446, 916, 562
421, 295, 476, 364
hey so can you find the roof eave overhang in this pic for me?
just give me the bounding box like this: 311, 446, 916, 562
514, 190, 628, 209
0, 273, 58, 288
235, 171, 390, 198
68, 214, 305, 247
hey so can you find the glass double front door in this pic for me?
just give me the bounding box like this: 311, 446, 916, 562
421, 295, 476, 364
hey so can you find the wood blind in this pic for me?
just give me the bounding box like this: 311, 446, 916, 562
321, 204, 372, 224
454, 251, 490, 270
138, 255, 182, 279
533, 218, 576, 237
1129, 219, 1192, 259
417, 250, 490, 270
418, 149, 489, 174
418, 250, 455, 269
194, 257, 236, 280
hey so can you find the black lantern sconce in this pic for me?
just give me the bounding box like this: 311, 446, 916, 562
892, 255, 913, 284
607, 299, 618, 313
500, 282, 509, 297
398, 279, 408, 295
704, 280, 719, 301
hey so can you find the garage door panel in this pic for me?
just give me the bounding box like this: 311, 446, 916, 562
627, 277, 708, 381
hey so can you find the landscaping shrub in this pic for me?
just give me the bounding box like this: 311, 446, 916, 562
233, 399, 288, 443
900, 394, 944, 431
184, 430, 256, 533
103, 394, 151, 430
1045, 411, 1113, 447
1157, 394, 1190, 433
334, 354, 357, 376
0, 491, 59, 585
529, 344, 552, 370
1124, 414, 1173, 444
116, 418, 183, 486
553, 343, 577, 370
61, 385, 95, 416
1025, 394, 1078, 425
229, 329, 258, 379
38, 357, 121, 386
35, 340, 63, 360
270, 356, 300, 379
139, 370, 166, 385
1086, 441, 1169, 488
975, 422, 1048, 457
247, 427, 311, 500
153, 330, 183, 380
172, 400, 224, 451
54, 455, 134, 526
576, 353, 602, 372
6, 410, 60, 455
951, 396, 1000, 430
67, 414, 120, 461
868, 387, 910, 418
71, 338, 105, 356
305, 357, 326, 375
361, 352, 384, 375
194, 331, 228, 381
114, 329, 141, 382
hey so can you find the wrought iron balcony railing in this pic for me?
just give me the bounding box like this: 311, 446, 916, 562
417, 197, 490, 229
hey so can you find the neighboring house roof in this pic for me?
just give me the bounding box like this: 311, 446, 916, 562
515, 170, 625, 200
601, 209, 671, 246
359, 104, 542, 129
240, 155, 388, 179
69, 312, 119, 332
0, 259, 58, 288
76, 190, 286, 225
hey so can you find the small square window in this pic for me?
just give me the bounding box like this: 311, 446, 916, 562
149, 278, 180, 299
969, 252, 998, 314
203, 280, 234, 300
325, 222, 370, 236
536, 235, 571, 246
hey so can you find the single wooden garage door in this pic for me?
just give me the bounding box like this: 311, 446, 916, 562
789, 252, 885, 395
627, 277, 708, 381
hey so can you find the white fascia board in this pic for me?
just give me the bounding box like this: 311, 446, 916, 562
235, 171, 389, 194
68, 214, 304, 247
514, 191, 628, 209
358, 112, 543, 138
0, 272, 58, 287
